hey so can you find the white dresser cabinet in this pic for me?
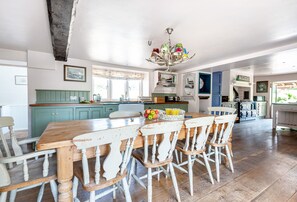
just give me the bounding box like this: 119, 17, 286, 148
255, 101, 267, 118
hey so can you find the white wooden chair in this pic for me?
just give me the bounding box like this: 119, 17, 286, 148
173, 116, 215, 196
0, 116, 58, 202
208, 107, 236, 116
0, 116, 40, 157
72, 124, 140, 202
109, 111, 142, 119
206, 114, 237, 182
129, 121, 184, 202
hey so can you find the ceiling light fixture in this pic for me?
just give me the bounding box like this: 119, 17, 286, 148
146, 28, 195, 71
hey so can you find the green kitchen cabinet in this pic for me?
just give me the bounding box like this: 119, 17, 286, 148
31, 107, 74, 137
75, 107, 105, 120
75, 107, 90, 120
103, 105, 119, 118
30, 104, 120, 138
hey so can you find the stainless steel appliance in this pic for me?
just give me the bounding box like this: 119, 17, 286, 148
253, 96, 265, 101
174, 96, 180, 102
165, 96, 175, 102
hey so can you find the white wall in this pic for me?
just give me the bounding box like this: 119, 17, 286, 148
221, 70, 230, 96
28, 58, 92, 104
0, 65, 28, 130
221, 69, 254, 101
27, 51, 153, 104
254, 72, 297, 118
0, 48, 27, 62
0, 66, 28, 105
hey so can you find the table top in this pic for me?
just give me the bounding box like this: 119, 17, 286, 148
37, 112, 210, 151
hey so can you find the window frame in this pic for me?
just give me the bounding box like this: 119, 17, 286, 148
92, 76, 143, 101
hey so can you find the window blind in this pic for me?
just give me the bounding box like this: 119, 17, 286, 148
93, 69, 144, 80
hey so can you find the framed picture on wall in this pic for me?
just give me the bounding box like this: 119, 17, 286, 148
256, 81, 268, 93
198, 72, 211, 94
183, 73, 195, 96
64, 65, 86, 82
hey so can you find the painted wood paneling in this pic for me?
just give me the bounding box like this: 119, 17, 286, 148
36, 90, 90, 103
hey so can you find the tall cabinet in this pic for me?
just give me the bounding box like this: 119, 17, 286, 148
255, 101, 267, 118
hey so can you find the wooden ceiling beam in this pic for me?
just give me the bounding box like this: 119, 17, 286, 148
46, 0, 79, 61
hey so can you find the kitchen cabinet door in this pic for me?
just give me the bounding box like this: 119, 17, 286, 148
75, 108, 91, 120
31, 107, 74, 137
32, 108, 55, 138
90, 107, 104, 119
104, 105, 119, 118
76, 107, 106, 119
55, 108, 74, 122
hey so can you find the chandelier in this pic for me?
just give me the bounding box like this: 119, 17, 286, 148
146, 28, 195, 71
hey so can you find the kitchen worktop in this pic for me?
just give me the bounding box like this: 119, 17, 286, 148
29, 101, 189, 107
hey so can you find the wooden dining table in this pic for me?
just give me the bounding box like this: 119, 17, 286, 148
37, 112, 233, 202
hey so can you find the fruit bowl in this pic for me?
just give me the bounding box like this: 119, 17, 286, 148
143, 109, 159, 121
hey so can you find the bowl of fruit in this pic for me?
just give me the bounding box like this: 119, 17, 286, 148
143, 109, 159, 121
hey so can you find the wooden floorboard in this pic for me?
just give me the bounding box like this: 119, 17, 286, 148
8, 119, 297, 202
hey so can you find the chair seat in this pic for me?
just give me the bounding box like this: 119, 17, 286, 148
175, 140, 205, 155
73, 158, 127, 192
0, 156, 57, 192
132, 148, 172, 168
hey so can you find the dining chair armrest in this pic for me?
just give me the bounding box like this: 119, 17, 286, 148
0, 149, 56, 181
0, 149, 56, 164
17, 137, 40, 145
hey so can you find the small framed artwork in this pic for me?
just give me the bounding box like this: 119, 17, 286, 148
64, 65, 86, 82
15, 75, 27, 85
198, 72, 211, 94
183, 73, 195, 96
256, 81, 268, 93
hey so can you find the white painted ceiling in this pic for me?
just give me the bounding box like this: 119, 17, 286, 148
1, 0, 297, 75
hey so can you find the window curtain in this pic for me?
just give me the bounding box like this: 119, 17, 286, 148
93, 69, 144, 80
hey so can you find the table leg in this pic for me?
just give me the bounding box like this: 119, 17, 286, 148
57, 146, 73, 202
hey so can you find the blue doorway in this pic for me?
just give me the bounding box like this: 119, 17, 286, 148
212, 71, 222, 107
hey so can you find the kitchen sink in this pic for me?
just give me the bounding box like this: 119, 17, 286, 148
118, 103, 144, 112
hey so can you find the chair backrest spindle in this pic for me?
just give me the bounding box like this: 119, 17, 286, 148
95, 146, 100, 184
208, 107, 236, 116
0, 149, 55, 189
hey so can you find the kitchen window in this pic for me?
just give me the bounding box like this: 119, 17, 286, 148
92, 68, 144, 101
272, 80, 297, 103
